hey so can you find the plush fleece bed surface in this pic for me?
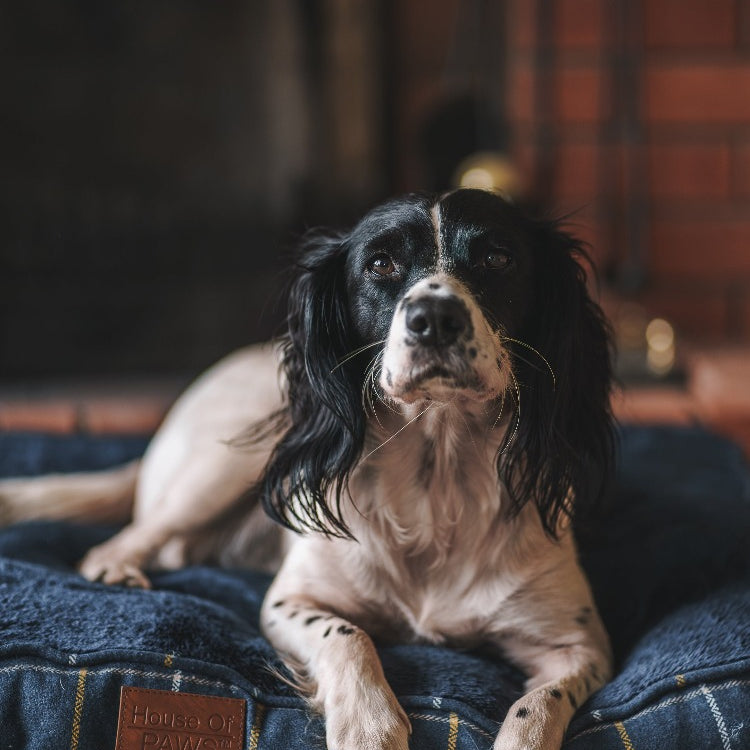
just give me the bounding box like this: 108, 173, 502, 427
0, 425, 748, 749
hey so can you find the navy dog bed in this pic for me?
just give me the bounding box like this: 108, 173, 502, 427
0, 425, 748, 748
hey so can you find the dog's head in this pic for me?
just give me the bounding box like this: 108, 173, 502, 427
261, 189, 614, 537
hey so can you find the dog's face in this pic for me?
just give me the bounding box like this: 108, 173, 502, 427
344, 190, 535, 405
264, 188, 614, 538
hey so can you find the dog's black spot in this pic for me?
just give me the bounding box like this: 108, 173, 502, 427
428, 283, 440, 290
289, 611, 298, 619
515, 707, 529, 719
337, 625, 356, 636
305, 615, 322, 626
549, 688, 562, 700
468, 347, 477, 359
323, 626, 332, 638
385, 369, 393, 387
575, 613, 590, 626
589, 664, 600, 681
551, 644, 568, 650
272, 600, 284, 608
568, 691, 578, 709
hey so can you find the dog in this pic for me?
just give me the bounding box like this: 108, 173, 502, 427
0, 188, 615, 750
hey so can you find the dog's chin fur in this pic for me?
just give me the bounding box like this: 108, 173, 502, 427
383, 378, 501, 406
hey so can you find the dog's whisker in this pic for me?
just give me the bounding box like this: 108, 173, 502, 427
361, 401, 435, 462
499, 370, 521, 455
331, 340, 387, 373
501, 336, 556, 389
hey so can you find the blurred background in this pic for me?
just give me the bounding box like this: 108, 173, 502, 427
1, 0, 749, 447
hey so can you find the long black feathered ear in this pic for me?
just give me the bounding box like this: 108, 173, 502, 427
500, 218, 615, 537
259, 231, 366, 538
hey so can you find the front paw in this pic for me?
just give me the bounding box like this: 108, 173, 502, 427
493, 696, 565, 750
78, 546, 152, 588
324, 684, 411, 750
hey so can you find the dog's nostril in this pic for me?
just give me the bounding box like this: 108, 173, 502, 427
405, 297, 470, 347
406, 311, 430, 334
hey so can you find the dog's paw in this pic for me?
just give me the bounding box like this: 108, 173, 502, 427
492, 695, 566, 750
78, 548, 152, 589
324, 683, 411, 750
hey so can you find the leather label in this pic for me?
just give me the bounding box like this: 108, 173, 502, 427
116, 686, 246, 750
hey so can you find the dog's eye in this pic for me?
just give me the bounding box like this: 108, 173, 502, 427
483, 250, 512, 271
367, 253, 398, 278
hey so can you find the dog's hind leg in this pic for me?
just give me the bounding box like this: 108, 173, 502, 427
0, 460, 140, 526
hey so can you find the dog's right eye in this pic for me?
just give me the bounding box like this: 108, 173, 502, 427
367, 254, 399, 278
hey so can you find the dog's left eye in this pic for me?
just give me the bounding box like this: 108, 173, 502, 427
482, 250, 512, 270
367, 253, 399, 278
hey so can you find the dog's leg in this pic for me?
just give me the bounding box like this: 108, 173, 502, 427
492, 620, 612, 750
260, 583, 411, 750
0, 461, 139, 525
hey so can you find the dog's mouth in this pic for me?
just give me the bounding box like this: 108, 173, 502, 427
383, 360, 492, 404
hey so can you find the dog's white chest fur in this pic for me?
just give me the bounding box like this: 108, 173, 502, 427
281, 403, 559, 647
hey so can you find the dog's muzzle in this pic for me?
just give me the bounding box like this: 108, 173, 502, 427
379, 276, 509, 404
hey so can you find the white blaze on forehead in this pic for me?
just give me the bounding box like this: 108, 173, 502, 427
430, 201, 446, 272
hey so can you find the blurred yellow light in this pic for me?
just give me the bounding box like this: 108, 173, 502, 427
459, 167, 496, 191
454, 152, 519, 199
645, 318, 676, 376
646, 318, 674, 353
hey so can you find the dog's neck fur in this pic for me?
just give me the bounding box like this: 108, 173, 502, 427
348, 399, 511, 568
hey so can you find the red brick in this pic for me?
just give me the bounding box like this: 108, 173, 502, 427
507, 63, 536, 123
553, 143, 601, 199
642, 288, 730, 340
649, 143, 731, 199
689, 347, 750, 454
556, 66, 611, 122
738, 291, 750, 340
556, 0, 604, 49
611, 386, 697, 425
645, 0, 737, 48
650, 220, 750, 279
734, 140, 750, 197
646, 64, 750, 123
81, 398, 169, 434
508, 0, 536, 50
508, 64, 610, 124
0, 401, 78, 433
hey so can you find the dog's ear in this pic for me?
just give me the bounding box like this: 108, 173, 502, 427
260, 231, 365, 537
501, 219, 615, 536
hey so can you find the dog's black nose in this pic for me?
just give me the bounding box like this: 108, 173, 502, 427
405, 296, 470, 347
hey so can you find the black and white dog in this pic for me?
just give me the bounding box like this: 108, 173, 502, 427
0, 189, 615, 749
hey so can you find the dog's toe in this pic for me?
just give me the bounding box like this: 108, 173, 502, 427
79, 554, 152, 589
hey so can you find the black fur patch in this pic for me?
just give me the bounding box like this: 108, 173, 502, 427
549, 688, 562, 700
305, 615, 322, 626
515, 707, 529, 718
337, 625, 356, 636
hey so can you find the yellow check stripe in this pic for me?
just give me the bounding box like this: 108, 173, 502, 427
615, 720, 635, 750
70, 668, 88, 750
447, 711, 459, 750
249, 702, 266, 750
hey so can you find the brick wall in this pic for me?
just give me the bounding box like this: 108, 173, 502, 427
392, 0, 750, 344
509, 0, 750, 343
